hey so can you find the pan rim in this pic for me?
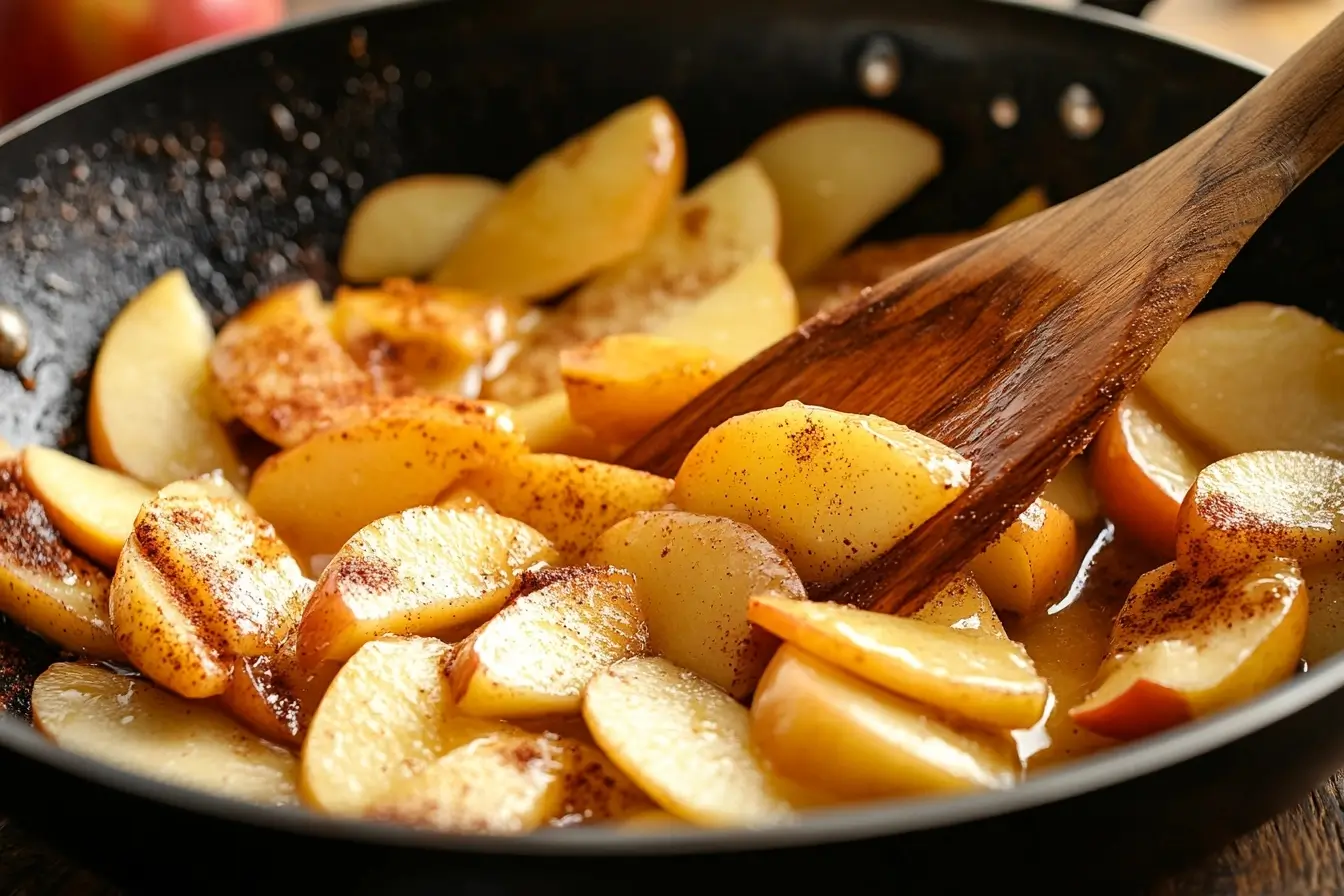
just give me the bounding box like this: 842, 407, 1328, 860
0, 0, 1318, 860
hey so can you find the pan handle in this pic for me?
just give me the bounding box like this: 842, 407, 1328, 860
1080, 0, 1157, 17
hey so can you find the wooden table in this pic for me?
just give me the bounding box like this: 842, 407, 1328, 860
4, 0, 1342, 893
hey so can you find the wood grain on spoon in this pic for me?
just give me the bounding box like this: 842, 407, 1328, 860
620, 12, 1344, 615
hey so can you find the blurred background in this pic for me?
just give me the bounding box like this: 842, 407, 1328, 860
0, 0, 1340, 127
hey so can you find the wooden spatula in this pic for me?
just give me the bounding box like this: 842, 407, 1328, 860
619, 13, 1344, 615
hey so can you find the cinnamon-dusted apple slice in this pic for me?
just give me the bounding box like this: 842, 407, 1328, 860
0, 460, 121, 658
1176, 451, 1344, 573
369, 730, 652, 833
507, 391, 619, 461
21, 445, 153, 568
910, 573, 1008, 638
747, 593, 1046, 729
1091, 390, 1212, 558
210, 280, 377, 448
561, 335, 729, 446
747, 108, 942, 279
109, 487, 311, 698
451, 452, 672, 558
969, 497, 1080, 615
220, 629, 339, 746
672, 402, 970, 585
432, 97, 685, 300
1071, 558, 1308, 740
88, 270, 245, 488
33, 663, 298, 806
752, 645, 1019, 799
450, 565, 647, 718
1143, 302, 1344, 458
583, 656, 798, 826
301, 635, 510, 815
246, 395, 524, 559
339, 174, 503, 283
297, 506, 557, 667
587, 511, 806, 699
482, 157, 780, 407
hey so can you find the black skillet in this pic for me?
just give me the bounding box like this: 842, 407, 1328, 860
0, 0, 1341, 892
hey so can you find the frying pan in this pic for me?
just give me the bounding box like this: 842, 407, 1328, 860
0, 0, 1341, 892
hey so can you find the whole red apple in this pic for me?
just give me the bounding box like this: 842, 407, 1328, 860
0, 0, 286, 124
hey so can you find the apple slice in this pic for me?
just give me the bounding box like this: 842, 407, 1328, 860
110, 488, 311, 698
747, 108, 942, 280
450, 565, 647, 718
748, 593, 1046, 729
1091, 390, 1211, 558
0, 460, 121, 658
432, 97, 685, 300
672, 402, 971, 585
1071, 558, 1307, 740
1040, 458, 1101, 527
20, 445, 153, 568
752, 645, 1019, 798
297, 506, 557, 667
210, 280, 377, 448
88, 270, 245, 489
33, 662, 298, 806
482, 157, 780, 407
583, 656, 797, 826
221, 629, 339, 746
340, 174, 503, 282
452, 452, 672, 560
654, 255, 797, 365
301, 635, 510, 815
507, 391, 619, 461
910, 573, 1008, 638
246, 395, 524, 559
587, 510, 805, 699
969, 497, 1080, 615
561, 335, 728, 446
1143, 302, 1344, 458
370, 730, 652, 833
1177, 451, 1344, 574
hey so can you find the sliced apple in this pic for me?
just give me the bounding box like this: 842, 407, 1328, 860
1176, 451, 1344, 574
209, 280, 377, 448
246, 395, 524, 559
910, 573, 1008, 638
1092, 389, 1211, 558
1040, 458, 1102, 528
432, 97, 685, 300
369, 730, 652, 833
587, 510, 805, 699
298, 506, 557, 667
33, 662, 298, 806
110, 488, 311, 698
301, 635, 510, 815
1071, 558, 1307, 740
450, 565, 646, 718
340, 174, 504, 282
583, 656, 797, 826
748, 593, 1046, 729
654, 255, 797, 365
561, 334, 728, 446
969, 498, 1080, 616
672, 402, 971, 585
747, 108, 941, 280
507, 391, 619, 462
20, 445, 153, 568
482, 157, 780, 407
1143, 302, 1344, 458
221, 629, 339, 746
752, 645, 1018, 798
451, 452, 673, 559
88, 270, 245, 489
0, 460, 121, 658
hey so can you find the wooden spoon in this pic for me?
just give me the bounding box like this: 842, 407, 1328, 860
619, 13, 1344, 615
